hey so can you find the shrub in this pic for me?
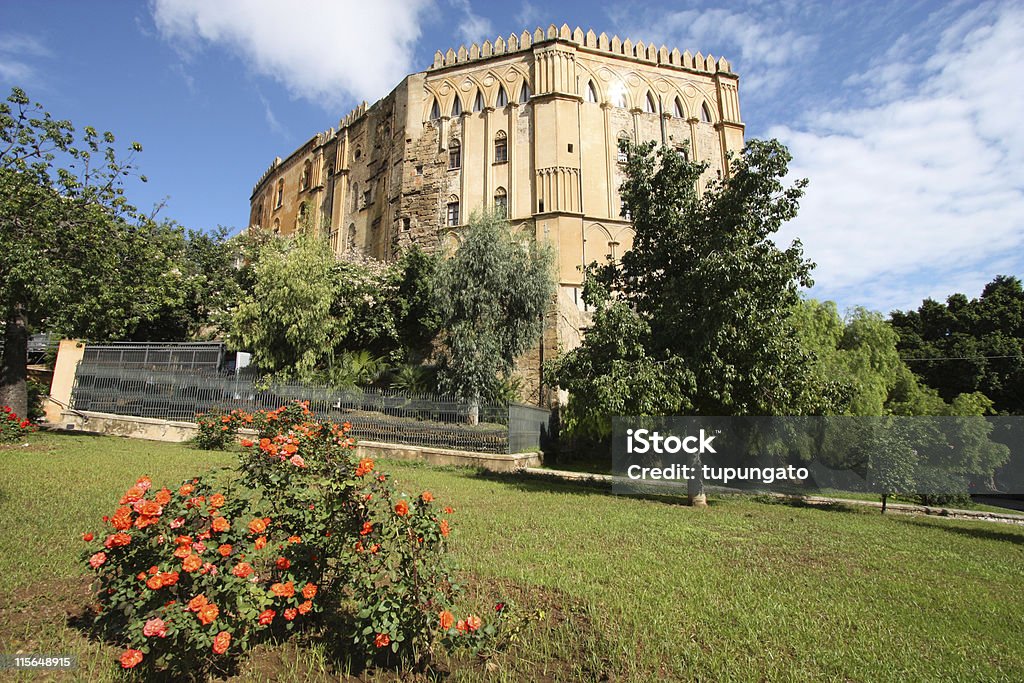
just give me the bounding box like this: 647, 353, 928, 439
83, 402, 500, 677
0, 405, 35, 443
193, 408, 252, 450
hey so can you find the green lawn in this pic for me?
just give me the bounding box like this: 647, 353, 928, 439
1, 432, 1023, 681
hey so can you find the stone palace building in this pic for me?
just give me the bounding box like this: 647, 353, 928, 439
248, 24, 744, 403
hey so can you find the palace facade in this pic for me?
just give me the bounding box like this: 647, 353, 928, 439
249, 24, 744, 404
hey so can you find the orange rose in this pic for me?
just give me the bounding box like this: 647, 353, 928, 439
270, 581, 295, 598
146, 575, 163, 590
354, 458, 374, 477
240, 438, 254, 448
249, 518, 267, 534
421, 491, 434, 503
155, 488, 172, 505
178, 483, 194, 496
359, 522, 373, 536
111, 507, 133, 531
209, 493, 225, 508
160, 571, 179, 587
466, 614, 482, 631
276, 556, 291, 570
197, 603, 219, 625
120, 487, 144, 504
375, 633, 390, 648
284, 607, 297, 621
182, 554, 202, 572
255, 536, 267, 550
218, 544, 232, 557
394, 500, 410, 516
439, 610, 454, 630
212, 517, 230, 533
288, 535, 301, 544
212, 631, 231, 655
134, 515, 159, 529
119, 649, 143, 669
139, 501, 163, 517
232, 562, 254, 578
258, 609, 275, 625
105, 533, 131, 548
302, 583, 317, 599
173, 544, 192, 559
187, 594, 208, 611
439, 520, 450, 537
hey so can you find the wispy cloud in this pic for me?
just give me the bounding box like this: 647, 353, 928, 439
515, 2, 543, 30
610, 6, 818, 97
771, 1, 1024, 312
256, 89, 286, 137
150, 0, 433, 109
0, 33, 52, 87
448, 0, 492, 45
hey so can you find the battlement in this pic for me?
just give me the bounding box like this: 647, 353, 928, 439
429, 24, 732, 75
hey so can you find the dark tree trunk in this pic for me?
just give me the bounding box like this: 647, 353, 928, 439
0, 304, 29, 419
881, 494, 888, 514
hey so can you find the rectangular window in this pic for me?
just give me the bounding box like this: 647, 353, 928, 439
495, 195, 507, 218
449, 146, 461, 170
494, 139, 508, 163
446, 202, 460, 226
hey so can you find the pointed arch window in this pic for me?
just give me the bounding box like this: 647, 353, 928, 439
615, 90, 628, 108
644, 91, 657, 114
701, 102, 712, 122
448, 139, 461, 169
674, 97, 684, 118
429, 97, 440, 121
494, 187, 508, 217
496, 84, 508, 107
451, 96, 463, 117
347, 223, 356, 251
300, 160, 312, 190
446, 195, 460, 226
273, 217, 281, 234
254, 201, 263, 228
519, 82, 531, 103
473, 89, 484, 113
275, 179, 284, 208
494, 130, 507, 163
586, 80, 598, 103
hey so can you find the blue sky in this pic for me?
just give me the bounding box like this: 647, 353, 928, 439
2, 0, 1022, 315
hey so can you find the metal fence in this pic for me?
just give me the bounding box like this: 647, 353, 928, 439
81, 342, 226, 373
71, 363, 548, 455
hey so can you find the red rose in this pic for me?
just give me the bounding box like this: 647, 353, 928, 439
212, 631, 231, 655
119, 649, 143, 669
375, 633, 390, 648
258, 609, 276, 625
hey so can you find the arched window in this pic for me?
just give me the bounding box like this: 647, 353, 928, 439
496, 84, 508, 107
673, 97, 684, 118
617, 132, 631, 163
275, 179, 284, 208
300, 160, 312, 190
615, 89, 628, 108
450, 96, 463, 117
586, 80, 598, 103
429, 97, 440, 120
347, 223, 356, 251
519, 82, 531, 103
701, 102, 712, 123
494, 130, 507, 163
473, 89, 484, 113
273, 217, 281, 234
297, 201, 309, 230
448, 139, 461, 169
645, 91, 657, 114
494, 187, 508, 217
254, 202, 263, 228
446, 195, 460, 226
351, 181, 359, 211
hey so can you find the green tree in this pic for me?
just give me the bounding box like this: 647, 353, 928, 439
890, 275, 1024, 414
0, 87, 151, 417
548, 139, 840, 444
433, 208, 555, 422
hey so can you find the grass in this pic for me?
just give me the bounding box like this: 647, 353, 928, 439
2, 432, 1023, 681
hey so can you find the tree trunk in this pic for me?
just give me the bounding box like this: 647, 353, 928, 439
467, 393, 479, 426
881, 494, 888, 514
0, 304, 29, 419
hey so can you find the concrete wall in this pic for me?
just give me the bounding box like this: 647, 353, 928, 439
58, 410, 541, 472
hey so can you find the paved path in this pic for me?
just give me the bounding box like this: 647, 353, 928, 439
521, 467, 1024, 526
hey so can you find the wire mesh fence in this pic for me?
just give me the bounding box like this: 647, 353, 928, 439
71, 363, 549, 455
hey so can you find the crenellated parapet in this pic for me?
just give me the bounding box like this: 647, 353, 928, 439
338, 101, 369, 130
429, 23, 732, 76
252, 156, 282, 197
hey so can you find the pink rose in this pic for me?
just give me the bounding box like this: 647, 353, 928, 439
170, 517, 185, 529
89, 551, 107, 568
143, 617, 167, 638
289, 454, 306, 468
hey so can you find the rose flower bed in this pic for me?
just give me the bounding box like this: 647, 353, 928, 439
82, 401, 505, 678
0, 405, 35, 443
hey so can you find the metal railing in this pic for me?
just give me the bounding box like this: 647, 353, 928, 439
70, 363, 548, 455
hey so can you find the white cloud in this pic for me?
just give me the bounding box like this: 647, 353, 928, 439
150, 0, 433, 108
771, 2, 1024, 313
0, 33, 51, 87
611, 7, 817, 96
448, 0, 492, 45
515, 2, 544, 30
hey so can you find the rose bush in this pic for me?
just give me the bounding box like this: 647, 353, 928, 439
0, 405, 35, 443
193, 408, 254, 450
84, 402, 499, 677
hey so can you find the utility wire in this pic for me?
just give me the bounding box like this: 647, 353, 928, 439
900, 355, 1022, 362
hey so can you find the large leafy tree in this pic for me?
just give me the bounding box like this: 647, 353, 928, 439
548, 139, 840, 441
433, 208, 555, 421
890, 275, 1024, 415
0, 87, 156, 416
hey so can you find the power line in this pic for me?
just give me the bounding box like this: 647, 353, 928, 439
900, 355, 1022, 362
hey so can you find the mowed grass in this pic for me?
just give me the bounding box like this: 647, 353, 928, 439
1, 433, 1023, 682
